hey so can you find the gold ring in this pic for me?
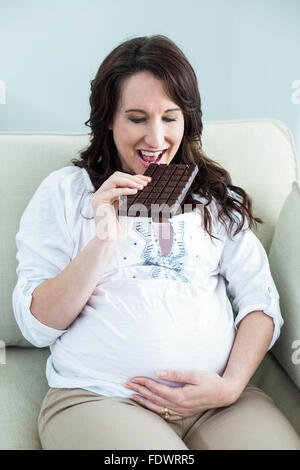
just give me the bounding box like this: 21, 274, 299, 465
164, 407, 170, 419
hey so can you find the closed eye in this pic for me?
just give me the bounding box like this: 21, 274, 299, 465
129, 118, 177, 123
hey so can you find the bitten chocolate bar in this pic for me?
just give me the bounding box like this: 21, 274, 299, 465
119, 163, 199, 221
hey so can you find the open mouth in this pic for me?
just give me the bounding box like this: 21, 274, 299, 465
137, 149, 167, 166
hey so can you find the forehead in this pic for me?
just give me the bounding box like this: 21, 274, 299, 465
118, 71, 178, 112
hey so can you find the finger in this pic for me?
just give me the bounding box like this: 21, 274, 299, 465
114, 171, 151, 181
97, 187, 138, 205
112, 173, 150, 186
126, 382, 166, 407
127, 376, 182, 404
113, 178, 145, 190
131, 394, 181, 420
133, 174, 152, 181
157, 370, 202, 385
136, 174, 152, 181
166, 414, 183, 422
100, 174, 148, 193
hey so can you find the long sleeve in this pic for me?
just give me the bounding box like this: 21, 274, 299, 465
218, 211, 283, 350
12, 168, 79, 347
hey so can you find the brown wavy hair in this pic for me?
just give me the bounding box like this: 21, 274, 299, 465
71, 34, 263, 241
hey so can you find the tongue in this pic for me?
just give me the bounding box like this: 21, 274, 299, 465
141, 151, 162, 161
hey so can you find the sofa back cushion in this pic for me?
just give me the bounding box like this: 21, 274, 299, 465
0, 120, 297, 346
1, 133, 89, 346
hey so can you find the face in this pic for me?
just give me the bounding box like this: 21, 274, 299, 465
108, 71, 185, 175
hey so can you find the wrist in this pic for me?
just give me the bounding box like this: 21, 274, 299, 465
91, 234, 118, 248
221, 375, 245, 405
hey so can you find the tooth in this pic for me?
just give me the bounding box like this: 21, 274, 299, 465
140, 150, 162, 157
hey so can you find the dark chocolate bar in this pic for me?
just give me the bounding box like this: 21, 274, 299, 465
118, 163, 199, 221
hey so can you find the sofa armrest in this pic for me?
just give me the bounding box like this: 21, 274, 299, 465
268, 181, 300, 390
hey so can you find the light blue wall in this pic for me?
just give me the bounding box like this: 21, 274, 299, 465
1, 0, 300, 158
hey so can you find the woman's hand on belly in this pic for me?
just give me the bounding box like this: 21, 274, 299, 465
124, 370, 240, 421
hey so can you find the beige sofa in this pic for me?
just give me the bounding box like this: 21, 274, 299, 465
0, 119, 299, 449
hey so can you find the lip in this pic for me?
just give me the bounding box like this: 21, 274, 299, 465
137, 148, 168, 152
136, 149, 167, 168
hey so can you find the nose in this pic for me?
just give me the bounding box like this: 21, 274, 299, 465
143, 121, 166, 150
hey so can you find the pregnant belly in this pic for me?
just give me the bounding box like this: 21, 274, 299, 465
52, 279, 236, 387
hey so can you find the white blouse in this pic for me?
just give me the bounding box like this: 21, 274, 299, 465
12, 166, 283, 397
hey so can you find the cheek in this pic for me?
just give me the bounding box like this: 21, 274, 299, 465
172, 126, 184, 146
123, 127, 143, 150
114, 122, 136, 145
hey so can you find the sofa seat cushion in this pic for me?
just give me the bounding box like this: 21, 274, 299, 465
0, 347, 50, 449
252, 352, 300, 435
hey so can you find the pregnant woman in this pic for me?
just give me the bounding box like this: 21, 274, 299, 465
13, 35, 300, 450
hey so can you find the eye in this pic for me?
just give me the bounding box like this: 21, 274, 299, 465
129, 118, 177, 124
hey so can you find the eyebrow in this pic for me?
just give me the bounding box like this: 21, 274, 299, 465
125, 108, 181, 114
